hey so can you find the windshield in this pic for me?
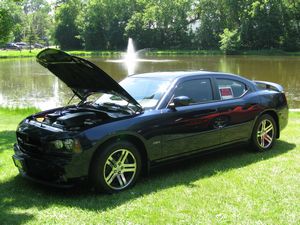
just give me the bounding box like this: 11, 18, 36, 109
94, 77, 171, 109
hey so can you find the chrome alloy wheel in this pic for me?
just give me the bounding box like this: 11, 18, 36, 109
103, 149, 137, 190
256, 119, 274, 149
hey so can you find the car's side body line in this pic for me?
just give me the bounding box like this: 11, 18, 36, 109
151, 138, 249, 165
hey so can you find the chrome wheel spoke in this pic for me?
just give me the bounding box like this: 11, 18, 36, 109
262, 120, 266, 130
122, 163, 136, 173
120, 173, 127, 185
261, 137, 265, 147
105, 171, 117, 185
107, 156, 117, 168
117, 174, 126, 186
264, 134, 272, 143
265, 124, 273, 134
119, 150, 129, 164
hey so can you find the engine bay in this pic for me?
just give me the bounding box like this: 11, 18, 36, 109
31, 105, 130, 131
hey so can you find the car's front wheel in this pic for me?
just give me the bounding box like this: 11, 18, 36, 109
251, 114, 277, 151
90, 141, 141, 193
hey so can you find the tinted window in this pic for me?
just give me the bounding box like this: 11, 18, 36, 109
216, 79, 247, 100
174, 79, 213, 103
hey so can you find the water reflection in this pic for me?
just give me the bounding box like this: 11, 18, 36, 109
0, 55, 299, 109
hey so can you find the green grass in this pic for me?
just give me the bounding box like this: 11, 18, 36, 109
0, 49, 122, 59
66, 50, 122, 57
0, 49, 41, 58
1, 49, 300, 59
146, 49, 300, 56
0, 108, 299, 224
146, 50, 224, 56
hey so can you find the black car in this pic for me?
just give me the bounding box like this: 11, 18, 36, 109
12, 49, 288, 193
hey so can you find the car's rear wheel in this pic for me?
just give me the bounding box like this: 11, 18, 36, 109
251, 114, 277, 151
90, 141, 141, 193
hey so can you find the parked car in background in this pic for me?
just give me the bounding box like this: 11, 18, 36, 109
34, 43, 44, 49
12, 49, 289, 193
15, 42, 29, 49
5, 43, 21, 50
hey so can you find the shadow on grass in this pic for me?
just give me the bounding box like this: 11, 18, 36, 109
0, 129, 296, 224
0, 131, 15, 151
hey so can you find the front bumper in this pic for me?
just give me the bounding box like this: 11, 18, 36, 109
12, 144, 86, 187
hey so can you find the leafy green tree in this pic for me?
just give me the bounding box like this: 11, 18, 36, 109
281, 0, 300, 50
0, 7, 14, 45
192, 0, 229, 49
125, 0, 193, 49
54, 0, 82, 49
79, 0, 136, 50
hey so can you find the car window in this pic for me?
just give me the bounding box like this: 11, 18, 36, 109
216, 79, 247, 100
174, 78, 213, 104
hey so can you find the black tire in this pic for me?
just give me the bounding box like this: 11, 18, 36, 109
90, 141, 141, 193
251, 114, 277, 152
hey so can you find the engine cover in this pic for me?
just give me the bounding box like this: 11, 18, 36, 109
56, 112, 97, 128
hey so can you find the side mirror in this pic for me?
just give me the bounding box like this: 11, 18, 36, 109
169, 96, 191, 109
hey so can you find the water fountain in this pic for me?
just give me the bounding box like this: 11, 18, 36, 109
124, 38, 137, 75
106, 38, 176, 75
125, 38, 136, 62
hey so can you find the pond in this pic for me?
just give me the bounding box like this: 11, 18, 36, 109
0, 55, 299, 109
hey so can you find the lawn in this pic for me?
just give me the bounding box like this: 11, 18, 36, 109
0, 49, 121, 59
1, 49, 300, 59
0, 108, 299, 224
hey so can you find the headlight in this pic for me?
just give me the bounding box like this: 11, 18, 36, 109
63, 139, 74, 150
49, 138, 82, 153
53, 140, 64, 149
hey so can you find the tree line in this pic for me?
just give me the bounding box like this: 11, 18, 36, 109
1, 0, 299, 53
0, 0, 52, 47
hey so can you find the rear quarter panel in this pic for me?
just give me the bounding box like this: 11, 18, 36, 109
256, 89, 289, 132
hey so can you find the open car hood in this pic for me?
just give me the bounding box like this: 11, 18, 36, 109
36, 48, 142, 111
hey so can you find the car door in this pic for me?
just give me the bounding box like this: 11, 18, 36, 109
214, 77, 261, 143
158, 77, 221, 158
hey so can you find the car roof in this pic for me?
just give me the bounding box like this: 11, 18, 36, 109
129, 71, 241, 81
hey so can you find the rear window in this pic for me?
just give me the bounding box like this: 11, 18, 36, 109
216, 79, 247, 100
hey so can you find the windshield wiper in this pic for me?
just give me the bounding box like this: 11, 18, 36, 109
143, 94, 155, 99
93, 102, 134, 114
103, 102, 132, 111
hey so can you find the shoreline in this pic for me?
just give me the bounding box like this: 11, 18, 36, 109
1, 49, 300, 59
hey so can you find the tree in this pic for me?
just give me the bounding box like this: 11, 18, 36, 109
125, 0, 193, 49
54, 0, 82, 49
0, 6, 14, 45
192, 0, 229, 49
79, 0, 136, 50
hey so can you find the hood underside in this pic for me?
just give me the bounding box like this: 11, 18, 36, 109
36, 48, 141, 110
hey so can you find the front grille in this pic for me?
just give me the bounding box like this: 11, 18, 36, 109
17, 132, 43, 155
